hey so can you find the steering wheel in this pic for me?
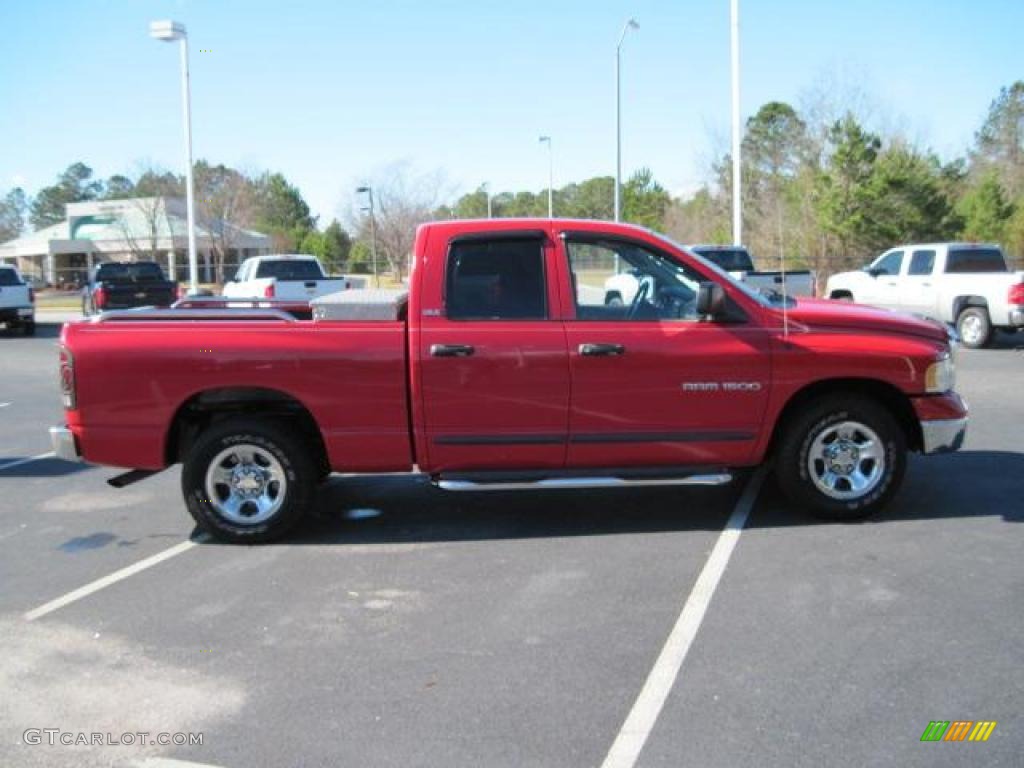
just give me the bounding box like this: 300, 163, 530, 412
627, 280, 650, 320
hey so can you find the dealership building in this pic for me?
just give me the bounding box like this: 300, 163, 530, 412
0, 197, 272, 288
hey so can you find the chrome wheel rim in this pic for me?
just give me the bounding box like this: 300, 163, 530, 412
204, 443, 287, 525
807, 420, 884, 501
959, 314, 983, 345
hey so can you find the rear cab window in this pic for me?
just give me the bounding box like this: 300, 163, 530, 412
255, 260, 325, 280
96, 263, 165, 281
691, 247, 754, 272
445, 238, 547, 320
0, 267, 22, 286
945, 247, 1008, 274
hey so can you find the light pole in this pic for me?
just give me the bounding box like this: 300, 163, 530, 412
615, 18, 639, 223
730, 0, 743, 246
482, 182, 493, 218
538, 136, 553, 218
356, 186, 379, 287
149, 20, 198, 295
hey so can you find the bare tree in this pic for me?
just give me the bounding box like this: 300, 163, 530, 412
348, 163, 449, 280
116, 197, 167, 260
195, 163, 257, 284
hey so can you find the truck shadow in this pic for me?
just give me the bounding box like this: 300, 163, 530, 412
0, 457, 91, 477
283, 450, 1021, 545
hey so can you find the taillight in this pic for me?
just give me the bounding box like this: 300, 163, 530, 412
1009, 283, 1024, 305
263, 283, 275, 298
59, 345, 76, 410
94, 285, 108, 309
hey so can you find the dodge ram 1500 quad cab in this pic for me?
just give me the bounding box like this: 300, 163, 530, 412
51, 219, 967, 543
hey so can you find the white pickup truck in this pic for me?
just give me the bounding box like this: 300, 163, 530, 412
223, 255, 350, 301
687, 245, 816, 298
0, 264, 35, 335
826, 243, 1024, 348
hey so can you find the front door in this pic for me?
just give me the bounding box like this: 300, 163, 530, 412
417, 231, 570, 472
559, 234, 771, 468
861, 249, 905, 309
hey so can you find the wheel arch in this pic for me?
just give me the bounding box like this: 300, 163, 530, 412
768, 378, 922, 455
828, 289, 853, 301
165, 386, 330, 476
952, 295, 988, 319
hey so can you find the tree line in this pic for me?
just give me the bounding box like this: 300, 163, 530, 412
3, 80, 1022, 284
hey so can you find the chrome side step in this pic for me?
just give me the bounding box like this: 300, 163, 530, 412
435, 473, 733, 492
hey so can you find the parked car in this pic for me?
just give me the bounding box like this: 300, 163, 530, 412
688, 244, 816, 297
52, 219, 966, 543
81, 261, 178, 316
222, 255, 350, 301
0, 265, 35, 335
825, 243, 1024, 348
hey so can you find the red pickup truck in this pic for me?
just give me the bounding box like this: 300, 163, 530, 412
50, 219, 967, 543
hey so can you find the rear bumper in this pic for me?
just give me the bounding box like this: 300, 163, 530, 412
1009, 307, 1024, 328
0, 306, 34, 322
912, 392, 968, 455
49, 425, 81, 462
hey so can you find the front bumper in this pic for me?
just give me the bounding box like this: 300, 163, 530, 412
49, 425, 81, 462
920, 418, 968, 454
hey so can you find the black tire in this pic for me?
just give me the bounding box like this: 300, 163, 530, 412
22, 321, 35, 336
182, 418, 318, 543
956, 306, 993, 349
605, 292, 624, 307
830, 292, 854, 303
774, 394, 906, 521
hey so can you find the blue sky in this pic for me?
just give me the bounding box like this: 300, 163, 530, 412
1, 0, 1021, 223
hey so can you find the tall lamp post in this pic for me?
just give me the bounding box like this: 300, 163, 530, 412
615, 18, 639, 223
149, 20, 198, 295
538, 136, 553, 218
730, 0, 743, 246
356, 186, 379, 287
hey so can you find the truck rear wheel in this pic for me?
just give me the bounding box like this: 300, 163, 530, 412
775, 395, 906, 521
956, 307, 992, 348
182, 418, 317, 543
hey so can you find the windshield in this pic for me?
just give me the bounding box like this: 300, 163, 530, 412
255, 260, 325, 280
96, 262, 165, 281
656, 233, 796, 308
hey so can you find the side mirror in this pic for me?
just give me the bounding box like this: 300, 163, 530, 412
865, 267, 884, 278
696, 282, 726, 318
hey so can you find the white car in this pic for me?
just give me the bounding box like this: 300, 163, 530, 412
0, 265, 35, 335
223, 255, 350, 301
826, 243, 1024, 348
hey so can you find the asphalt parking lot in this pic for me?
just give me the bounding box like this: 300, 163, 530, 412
1, 314, 1022, 768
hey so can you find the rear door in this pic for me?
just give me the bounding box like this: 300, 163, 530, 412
900, 248, 938, 317
416, 230, 570, 472
560, 234, 770, 468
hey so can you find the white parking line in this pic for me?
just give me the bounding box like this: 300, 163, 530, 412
0, 451, 55, 471
134, 758, 227, 768
599, 467, 767, 768
0, 401, 11, 407
24, 537, 206, 622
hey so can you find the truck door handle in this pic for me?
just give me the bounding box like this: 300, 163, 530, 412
430, 344, 475, 357
579, 343, 625, 357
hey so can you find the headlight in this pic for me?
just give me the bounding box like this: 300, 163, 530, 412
925, 354, 955, 393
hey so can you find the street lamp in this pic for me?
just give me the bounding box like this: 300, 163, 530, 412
615, 18, 639, 223
730, 0, 743, 245
149, 20, 198, 295
356, 186, 379, 287
538, 136, 553, 218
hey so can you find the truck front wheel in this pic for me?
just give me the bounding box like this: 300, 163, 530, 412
956, 307, 993, 348
775, 395, 906, 520
182, 418, 317, 543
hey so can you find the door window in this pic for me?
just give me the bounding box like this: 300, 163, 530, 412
908, 250, 936, 276
445, 238, 546, 320
566, 239, 705, 321
871, 250, 904, 275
